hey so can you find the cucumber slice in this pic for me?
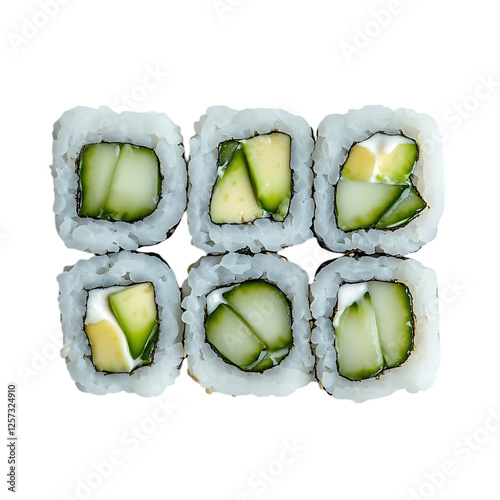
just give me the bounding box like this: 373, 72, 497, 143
104, 144, 161, 222
210, 148, 264, 223
335, 179, 405, 231
377, 143, 418, 183
368, 281, 413, 368
109, 283, 158, 360
222, 280, 292, 350
375, 186, 426, 228
249, 355, 274, 372
341, 144, 376, 181
79, 143, 120, 218
241, 133, 292, 218
140, 322, 159, 363
219, 140, 240, 167
206, 304, 264, 368
334, 292, 384, 381
79, 142, 160, 222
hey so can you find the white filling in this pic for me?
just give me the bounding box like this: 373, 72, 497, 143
206, 285, 236, 315
85, 286, 124, 326
360, 132, 414, 157
333, 282, 368, 328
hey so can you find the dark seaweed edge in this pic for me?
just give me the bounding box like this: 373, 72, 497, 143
202, 275, 295, 375
208, 130, 294, 227
73, 140, 187, 255
76, 141, 163, 223
77, 250, 182, 376
333, 131, 427, 233
330, 279, 416, 383
82, 280, 160, 375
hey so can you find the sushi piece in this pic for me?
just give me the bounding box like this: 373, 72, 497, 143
310, 254, 439, 402
182, 252, 314, 396
205, 280, 293, 372
51, 106, 187, 254
313, 106, 444, 255
57, 251, 184, 396
187, 106, 315, 253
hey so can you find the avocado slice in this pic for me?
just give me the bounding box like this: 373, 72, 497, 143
341, 144, 376, 181
108, 283, 158, 360
222, 280, 292, 351
210, 148, 264, 223
375, 186, 426, 229
206, 304, 264, 368
334, 292, 384, 381
241, 133, 292, 219
84, 320, 135, 372
79, 143, 120, 218
335, 179, 406, 231
368, 281, 413, 368
377, 142, 418, 183
104, 144, 161, 222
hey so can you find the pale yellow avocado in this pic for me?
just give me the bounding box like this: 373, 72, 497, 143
340, 144, 376, 181
210, 148, 264, 223
85, 320, 134, 372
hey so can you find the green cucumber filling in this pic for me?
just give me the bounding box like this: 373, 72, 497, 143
210, 132, 292, 224
335, 133, 426, 231
205, 280, 293, 372
78, 142, 161, 222
84, 283, 159, 373
332, 281, 414, 381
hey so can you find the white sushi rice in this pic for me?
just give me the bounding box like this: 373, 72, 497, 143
310, 255, 440, 403
51, 106, 187, 254
57, 251, 184, 396
313, 105, 444, 255
187, 106, 315, 253
182, 252, 315, 396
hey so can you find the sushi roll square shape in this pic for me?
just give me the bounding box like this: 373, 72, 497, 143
51, 106, 187, 254
313, 105, 444, 255
187, 106, 315, 253
310, 254, 440, 402
57, 251, 184, 396
182, 252, 315, 396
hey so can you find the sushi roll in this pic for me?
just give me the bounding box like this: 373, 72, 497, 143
57, 251, 184, 396
51, 106, 187, 254
310, 254, 439, 402
182, 252, 314, 396
313, 105, 444, 255
187, 106, 315, 253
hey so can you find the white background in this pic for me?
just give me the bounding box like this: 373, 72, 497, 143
2, 1, 499, 499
